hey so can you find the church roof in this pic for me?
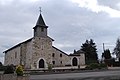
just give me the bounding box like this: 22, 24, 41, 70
52, 46, 68, 56
36, 13, 46, 26
69, 54, 81, 56
33, 13, 48, 29
3, 38, 33, 53
3, 36, 53, 53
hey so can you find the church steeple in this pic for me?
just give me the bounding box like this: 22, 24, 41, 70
33, 12, 48, 37
36, 14, 46, 26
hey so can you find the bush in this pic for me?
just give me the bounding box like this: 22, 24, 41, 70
99, 63, 107, 68
89, 63, 99, 69
86, 60, 98, 65
0, 66, 5, 71
85, 63, 107, 70
15, 65, 24, 76
4, 65, 15, 74
85, 65, 91, 70
48, 64, 52, 71
0, 63, 5, 71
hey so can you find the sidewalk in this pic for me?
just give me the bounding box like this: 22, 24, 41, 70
108, 67, 120, 70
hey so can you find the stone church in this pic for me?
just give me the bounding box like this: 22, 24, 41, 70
4, 12, 85, 69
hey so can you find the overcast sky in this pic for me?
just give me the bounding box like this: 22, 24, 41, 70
1, 0, 120, 63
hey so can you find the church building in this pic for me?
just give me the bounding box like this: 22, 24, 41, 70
3, 12, 85, 69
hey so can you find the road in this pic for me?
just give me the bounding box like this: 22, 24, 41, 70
30, 70, 120, 80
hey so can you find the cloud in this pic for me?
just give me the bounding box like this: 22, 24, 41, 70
1, 0, 120, 63
71, 0, 120, 17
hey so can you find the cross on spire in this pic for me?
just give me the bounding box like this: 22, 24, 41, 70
39, 7, 42, 14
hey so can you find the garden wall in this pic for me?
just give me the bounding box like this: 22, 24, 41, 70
0, 74, 29, 80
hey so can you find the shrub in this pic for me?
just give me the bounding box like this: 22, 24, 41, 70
85, 63, 107, 70
85, 65, 91, 70
4, 65, 15, 74
86, 60, 98, 65
15, 65, 23, 76
99, 63, 107, 68
47, 63, 52, 71
89, 63, 99, 69
0, 66, 5, 71
0, 62, 5, 71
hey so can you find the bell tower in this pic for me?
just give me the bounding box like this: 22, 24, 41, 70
33, 12, 48, 37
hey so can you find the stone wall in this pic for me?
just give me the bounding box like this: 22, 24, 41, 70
79, 53, 85, 65
0, 74, 29, 80
22, 41, 33, 69
4, 46, 21, 66
52, 47, 70, 67
31, 37, 53, 69
69, 54, 85, 66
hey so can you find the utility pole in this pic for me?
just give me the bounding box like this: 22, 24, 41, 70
103, 43, 105, 52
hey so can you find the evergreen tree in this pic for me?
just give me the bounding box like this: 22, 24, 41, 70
113, 38, 120, 58
102, 49, 111, 59
102, 49, 113, 66
81, 39, 98, 64
74, 49, 77, 54
0, 62, 2, 66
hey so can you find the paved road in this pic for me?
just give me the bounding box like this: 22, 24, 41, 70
30, 70, 120, 80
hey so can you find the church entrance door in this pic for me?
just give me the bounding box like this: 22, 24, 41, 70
39, 59, 44, 68
72, 57, 77, 66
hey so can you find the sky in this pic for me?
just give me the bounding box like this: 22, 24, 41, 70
0, 0, 120, 63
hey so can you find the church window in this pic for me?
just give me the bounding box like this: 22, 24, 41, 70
52, 61, 55, 65
60, 54, 62, 57
15, 52, 17, 58
41, 45, 44, 50
41, 27, 44, 32
52, 53, 55, 57
60, 61, 62, 64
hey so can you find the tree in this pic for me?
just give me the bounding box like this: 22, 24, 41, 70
0, 62, 2, 66
81, 39, 98, 64
113, 38, 120, 58
73, 49, 77, 54
102, 49, 113, 66
102, 49, 111, 59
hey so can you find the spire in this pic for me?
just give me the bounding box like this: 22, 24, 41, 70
33, 8, 48, 37
36, 13, 46, 26
35, 7, 46, 26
